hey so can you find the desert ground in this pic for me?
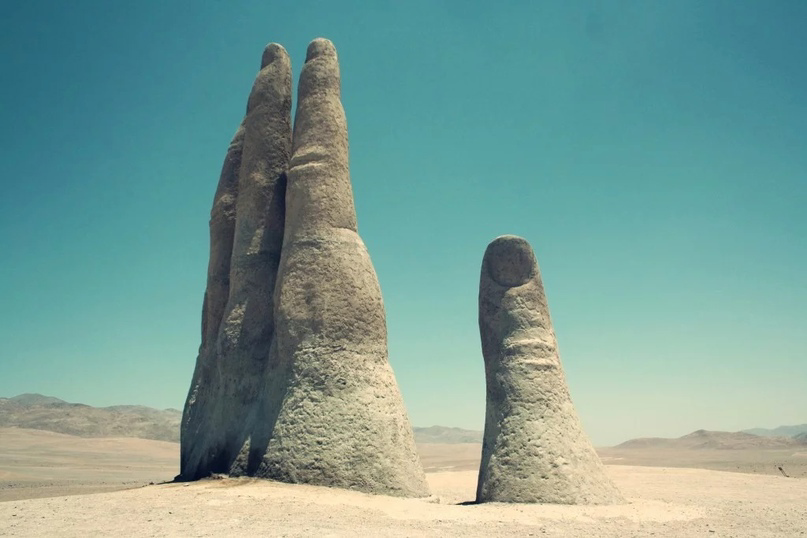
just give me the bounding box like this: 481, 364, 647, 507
0, 428, 178, 502
1, 427, 806, 537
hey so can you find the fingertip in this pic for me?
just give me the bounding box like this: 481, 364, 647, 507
261, 43, 289, 69
296, 37, 341, 103
484, 235, 538, 287
305, 38, 337, 62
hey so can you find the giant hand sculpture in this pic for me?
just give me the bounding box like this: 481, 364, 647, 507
180, 39, 429, 498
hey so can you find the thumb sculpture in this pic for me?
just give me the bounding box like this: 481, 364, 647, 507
179, 38, 430, 498
476, 235, 624, 504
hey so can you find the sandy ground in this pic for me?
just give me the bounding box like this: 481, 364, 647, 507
599, 446, 807, 478
2, 467, 806, 537
0, 428, 177, 502
1, 428, 806, 537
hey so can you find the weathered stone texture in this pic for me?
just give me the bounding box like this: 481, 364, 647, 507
180, 44, 292, 480
234, 39, 428, 497
181, 39, 428, 498
476, 235, 624, 504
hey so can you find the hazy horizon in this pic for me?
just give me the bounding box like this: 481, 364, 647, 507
3, 390, 806, 448
2, 1, 805, 447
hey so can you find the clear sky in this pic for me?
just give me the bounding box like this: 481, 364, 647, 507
1, 1, 805, 446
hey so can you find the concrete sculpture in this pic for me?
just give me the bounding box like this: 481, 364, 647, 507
180, 39, 429, 497
476, 235, 624, 504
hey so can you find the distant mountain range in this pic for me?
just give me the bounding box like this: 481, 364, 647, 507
3, 393, 805, 449
616, 429, 807, 450
0, 393, 483, 444
0, 394, 182, 442
412, 425, 483, 444
742, 424, 807, 438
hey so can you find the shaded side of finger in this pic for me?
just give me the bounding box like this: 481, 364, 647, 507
202, 123, 245, 350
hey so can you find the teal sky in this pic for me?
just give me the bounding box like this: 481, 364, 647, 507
1, 1, 805, 446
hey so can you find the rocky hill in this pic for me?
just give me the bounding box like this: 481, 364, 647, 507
0, 394, 181, 442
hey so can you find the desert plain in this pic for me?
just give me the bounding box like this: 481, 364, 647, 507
1, 426, 806, 537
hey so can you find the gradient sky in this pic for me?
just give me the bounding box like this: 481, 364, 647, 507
1, 1, 805, 446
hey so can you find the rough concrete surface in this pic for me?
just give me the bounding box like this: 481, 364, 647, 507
180, 39, 428, 497
180, 43, 292, 481
229, 38, 428, 497
476, 235, 624, 504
